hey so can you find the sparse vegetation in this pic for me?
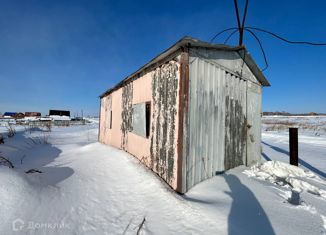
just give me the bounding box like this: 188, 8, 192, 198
262, 116, 326, 135
41, 133, 50, 144
25, 169, 42, 174
136, 217, 146, 235
0, 156, 14, 168
20, 154, 26, 164
6, 124, 15, 138
44, 121, 52, 132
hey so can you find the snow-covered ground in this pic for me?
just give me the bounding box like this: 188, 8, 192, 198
262, 132, 326, 178
0, 120, 325, 234
262, 115, 326, 136
262, 116, 326, 178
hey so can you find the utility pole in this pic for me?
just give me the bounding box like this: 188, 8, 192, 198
233, 0, 249, 46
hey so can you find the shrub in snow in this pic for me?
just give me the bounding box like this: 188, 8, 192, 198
0, 156, 14, 168
44, 121, 52, 132
25, 169, 42, 174
6, 124, 15, 138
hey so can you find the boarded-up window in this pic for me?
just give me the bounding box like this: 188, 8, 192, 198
132, 103, 146, 137
132, 102, 151, 138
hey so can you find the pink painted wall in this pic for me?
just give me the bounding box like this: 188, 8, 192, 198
99, 59, 182, 191
99, 89, 122, 148
127, 72, 152, 166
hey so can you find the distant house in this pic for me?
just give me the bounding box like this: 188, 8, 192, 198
49, 110, 70, 121
15, 113, 25, 119
3, 112, 17, 118
25, 112, 41, 117
24, 112, 41, 121
3, 112, 24, 119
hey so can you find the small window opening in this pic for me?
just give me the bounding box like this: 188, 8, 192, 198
145, 102, 151, 138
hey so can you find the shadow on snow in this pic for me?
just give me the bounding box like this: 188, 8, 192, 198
184, 173, 275, 235
262, 141, 325, 178
225, 174, 275, 235
0, 127, 74, 186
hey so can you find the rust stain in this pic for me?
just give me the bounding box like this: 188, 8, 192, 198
176, 51, 189, 193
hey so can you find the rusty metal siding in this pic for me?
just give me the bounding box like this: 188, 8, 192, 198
178, 52, 189, 193
186, 55, 248, 190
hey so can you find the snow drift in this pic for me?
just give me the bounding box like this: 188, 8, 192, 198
244, 161, 326, 198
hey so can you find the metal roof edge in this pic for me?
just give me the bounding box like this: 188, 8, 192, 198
99, 36, 270, 98
236, 48, 271, 87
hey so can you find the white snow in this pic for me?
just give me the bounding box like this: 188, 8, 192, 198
244, 161, 325, 197
49, 115, 71, 121
262, 132, 326, 177
0, 119, 325, 234
262, 115, 326, 136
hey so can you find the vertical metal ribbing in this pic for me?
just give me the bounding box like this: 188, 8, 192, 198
187, 55, 249, 191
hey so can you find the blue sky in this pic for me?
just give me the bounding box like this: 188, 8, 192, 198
0, 0, 325, 116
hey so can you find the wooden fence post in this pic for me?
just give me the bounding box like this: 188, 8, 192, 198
289, 128, 298, 166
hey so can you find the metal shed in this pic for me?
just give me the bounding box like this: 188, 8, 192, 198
99, 36, 270, 193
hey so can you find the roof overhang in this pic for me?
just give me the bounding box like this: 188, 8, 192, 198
100, 36, 270, 98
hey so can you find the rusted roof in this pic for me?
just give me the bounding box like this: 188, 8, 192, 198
100, 36, 270, 98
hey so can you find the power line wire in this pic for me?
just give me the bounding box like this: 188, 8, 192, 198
224, 29, 239, 44
245, 27, 326, 46
234, 0, 249, 45
244, 28, 269, 71
233, 0, 242, 44
210, 26, 326, 71
210, 27, 238, 43
210, 1, 326, 72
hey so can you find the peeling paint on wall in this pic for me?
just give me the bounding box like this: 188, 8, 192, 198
150, 61, 179, 184
99, 96, 110, 144
121, 83, 133, 150
224, 96, 247, 170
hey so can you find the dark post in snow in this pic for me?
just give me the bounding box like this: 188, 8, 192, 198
289, 128, 298, 166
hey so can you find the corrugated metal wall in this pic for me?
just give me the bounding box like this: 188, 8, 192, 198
185, 56, 247, 190
246, 81, 262, 165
